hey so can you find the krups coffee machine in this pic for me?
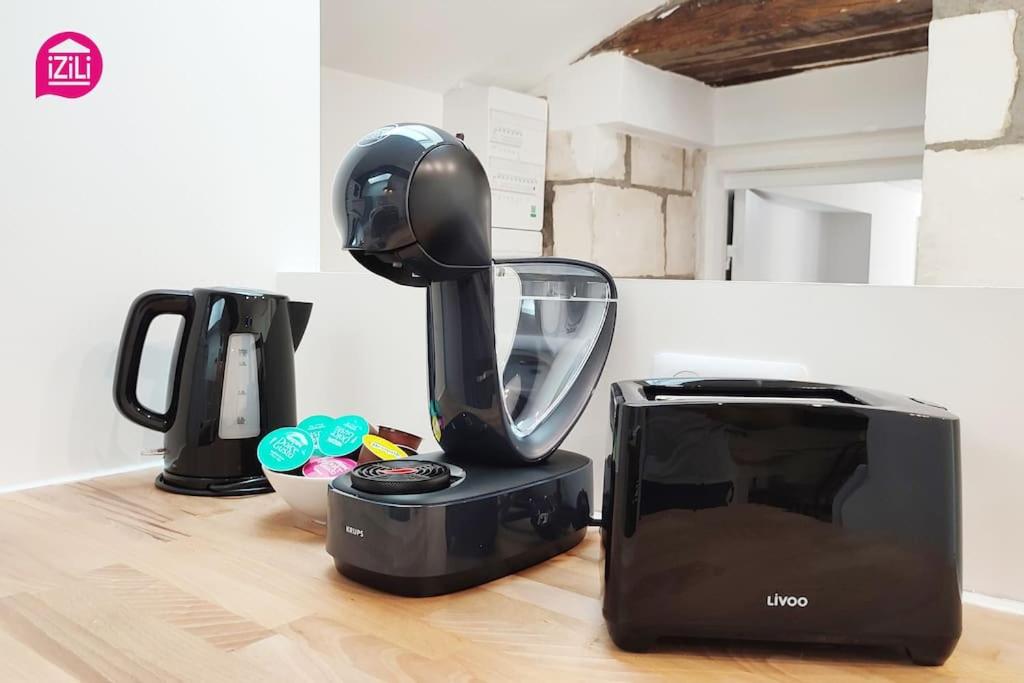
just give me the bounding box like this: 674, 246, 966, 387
325, 123, 616, 596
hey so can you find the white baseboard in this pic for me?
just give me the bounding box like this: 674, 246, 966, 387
964, 591, 1024, 616
0, 461, 162, 495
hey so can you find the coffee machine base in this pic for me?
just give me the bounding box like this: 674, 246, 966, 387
155, 470, 274, 497
326, 450, 593, 597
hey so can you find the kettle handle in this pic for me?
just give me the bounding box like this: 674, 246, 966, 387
113, 290, 194, 433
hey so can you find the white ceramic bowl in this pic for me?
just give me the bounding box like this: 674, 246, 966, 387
263, 467, 334, 524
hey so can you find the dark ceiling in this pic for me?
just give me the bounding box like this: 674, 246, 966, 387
587, 0, 932, 87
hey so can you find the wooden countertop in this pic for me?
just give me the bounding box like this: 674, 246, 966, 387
1, 469, 1021, 682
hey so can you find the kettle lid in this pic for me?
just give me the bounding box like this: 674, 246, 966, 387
199, 286, 289, 299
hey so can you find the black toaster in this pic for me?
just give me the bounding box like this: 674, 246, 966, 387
602, 378, 961, 666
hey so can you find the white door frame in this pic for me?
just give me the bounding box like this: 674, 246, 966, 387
697, 127, 925, 280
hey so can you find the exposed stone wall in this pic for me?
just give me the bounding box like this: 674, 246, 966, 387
918, 2, 1024, 285
543, 126, 704, 279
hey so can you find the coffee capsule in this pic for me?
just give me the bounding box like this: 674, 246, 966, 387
297, 414, 334, 455
320, 415, 370, 457
258, 427, 315, 472
302, 456, 357, 478
358, 434, 409, 464
376, 425, 423, 454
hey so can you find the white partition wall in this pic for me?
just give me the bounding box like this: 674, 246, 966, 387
580, 280, 1024, 604
0, 0, 320, 489
280, 272, 1024, 603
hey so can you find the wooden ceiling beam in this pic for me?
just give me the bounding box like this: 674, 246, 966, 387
685, 25, 930, 86
588, 0, 933, 86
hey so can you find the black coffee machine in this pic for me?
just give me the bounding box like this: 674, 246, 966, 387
325, 123, 616, 596
114, 288, 312, 496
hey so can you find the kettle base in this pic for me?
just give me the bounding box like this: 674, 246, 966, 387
155, 471, 274, 497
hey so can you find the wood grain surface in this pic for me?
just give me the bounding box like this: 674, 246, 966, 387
588, 0, 932, 86
0, 469, 1021, 682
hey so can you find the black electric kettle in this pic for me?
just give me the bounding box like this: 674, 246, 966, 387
113, 287, 312, 496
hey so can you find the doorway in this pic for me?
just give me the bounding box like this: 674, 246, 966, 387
726, 180, 921, 285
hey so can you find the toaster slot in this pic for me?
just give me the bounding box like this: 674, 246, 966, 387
643, 380, 865, 405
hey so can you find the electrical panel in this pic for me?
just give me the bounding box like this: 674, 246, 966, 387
444, 85, 548, 257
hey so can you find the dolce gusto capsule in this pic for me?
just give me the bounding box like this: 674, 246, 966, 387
358, 434, 409, 464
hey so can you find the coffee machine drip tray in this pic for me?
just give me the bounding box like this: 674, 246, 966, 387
154, 471, 274, 497
327, 451, 593, 597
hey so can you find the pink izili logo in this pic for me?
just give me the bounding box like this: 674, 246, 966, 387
36, 32, 102, 99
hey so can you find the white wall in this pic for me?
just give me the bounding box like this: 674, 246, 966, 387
540, 53, 928, 281
702, 129, 924, 280
586, 279, 1024, 603
279, 271, 1024, 602
925, 10, 1018, 145
619, 56, 715, 146
765, 183, 921, 285
541, 52, 714, 144
733, 191, 825, 282
869, 209, 920, 286
820, 213, 872, 284
919, 145, 1024, 286
0, 1, 320, 489
321, 0, 661, 93
319, 66, 443, 273
919, 9, 1022, 286
279, 273, 438, 452
734, 191, 871, 284
541, 52, 928, 149
714, 52, 929, 147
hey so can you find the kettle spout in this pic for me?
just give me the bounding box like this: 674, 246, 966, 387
288, 301, 313, 350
